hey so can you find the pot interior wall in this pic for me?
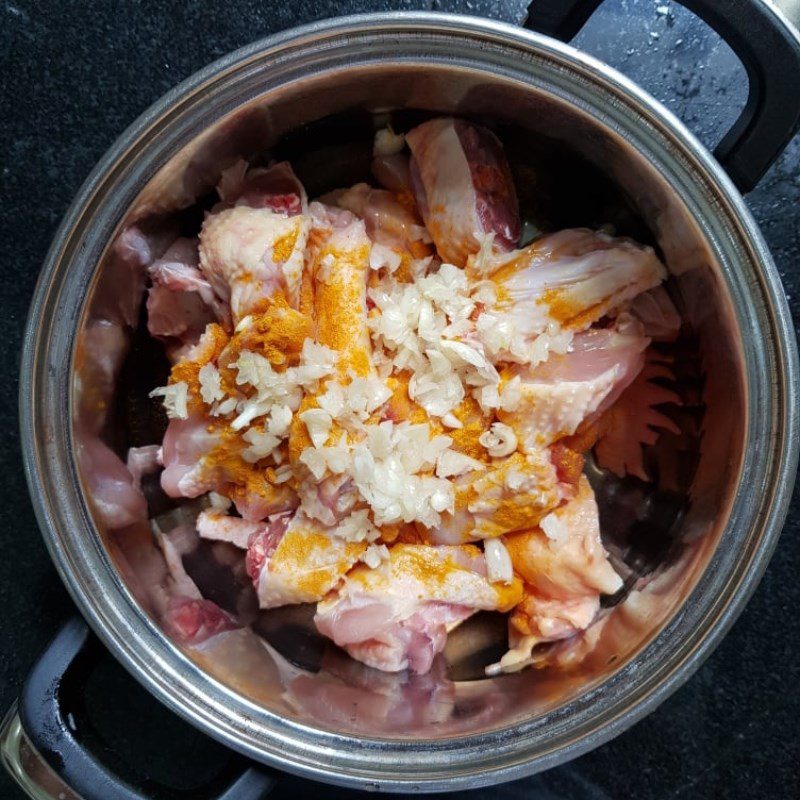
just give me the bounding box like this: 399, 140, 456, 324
72, 62, 745, 740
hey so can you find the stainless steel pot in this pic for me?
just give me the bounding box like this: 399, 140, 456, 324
6, 1, 800, 796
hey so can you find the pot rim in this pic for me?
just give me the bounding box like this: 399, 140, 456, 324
19, 12, 799, 791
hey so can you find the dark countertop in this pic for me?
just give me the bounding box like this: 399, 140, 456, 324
1, 1, 798, 798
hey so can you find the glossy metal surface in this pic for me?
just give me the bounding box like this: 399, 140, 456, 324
20, 13, 798, 791
775, 0, 800, 29
1, 707, 81, 800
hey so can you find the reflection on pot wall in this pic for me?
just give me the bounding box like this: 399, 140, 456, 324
71, 66, 745, 739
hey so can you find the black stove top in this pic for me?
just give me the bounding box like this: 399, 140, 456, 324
2, 1, 798, 798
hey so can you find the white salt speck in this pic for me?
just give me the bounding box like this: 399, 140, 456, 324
656, 5, 669, 15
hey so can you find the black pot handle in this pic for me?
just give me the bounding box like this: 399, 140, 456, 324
17, 617, 276, 800
523, 0, 800, 193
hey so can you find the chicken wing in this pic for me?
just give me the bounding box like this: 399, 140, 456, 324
470, 229, 665, 363
499, 318, 650, 451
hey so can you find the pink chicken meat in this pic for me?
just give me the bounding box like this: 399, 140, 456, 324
500, 318, 651, 451
406, 118, 520, 266
315, 544, 522, 674
199, 162, 310, 316
146, 237, 229, 356
218, 160, 308, 215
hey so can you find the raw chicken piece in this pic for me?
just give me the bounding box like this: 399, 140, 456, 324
100, 224, 173, 329
247, 513, 365, 609
505, 477, 622, 599
218, 160, 308, 215
327, 183, 430, 258
161, 419, 298, 520
334, 602, 474, 676
286, 204, 375, 518
215, 159, 249, 204
489, 476, 622, 674
160, 415, 222, 498
510, 593, 600, 642
155, 523, 202, 601
146, 237, 230, 352
196, 509, 265, 549
162, 597, 240, 646
244, 512, 293, 581
156, 329, 228, 500
213, 292, 312, 376
72, 229, 167, 532
499, 318, 650, 451
314, 544, 522, 674
430, 450, 567, 544
287, 203, 377, 502
308, 202, 373, 376
486, 593, 602, 676
308, 200, 360, 232
76, 224, 174, 432
371, 126, 412, 195
199, 204, 310, 317
160, 418, 296, 518
406, 118, 520, 266
152, 273, 312, 518
227, 479, 298, 523
108, 522, 182, 619
153, 521, 242, 646
76, 431, 148, 530
471, 228, 666, 344
126, 445, 161, 491
298, 474, 358, 527
160, 409, 298, 522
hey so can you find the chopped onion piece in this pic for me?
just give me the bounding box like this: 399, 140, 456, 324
485, 538, 514, 585
334, 509, 381, 543
149, 382, 189, 420
208, 492, 231, 511
436, 449, 486, 478
479, 422, 518, 458
361, 543, 390, 568
540, 511, 568, 544
299, 408, 333, 449
373, 126, 406, 156
198, 363, 224, 405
